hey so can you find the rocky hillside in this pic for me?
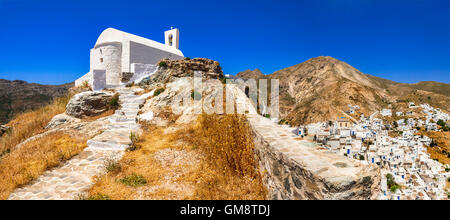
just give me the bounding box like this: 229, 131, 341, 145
237, 56, 450, 125
0, 79, 73, 124
236, 69, 264, 79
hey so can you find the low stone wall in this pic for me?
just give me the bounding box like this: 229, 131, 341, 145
247, 115, 380, 200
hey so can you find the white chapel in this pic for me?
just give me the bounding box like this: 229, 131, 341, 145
75, 28, 184, 90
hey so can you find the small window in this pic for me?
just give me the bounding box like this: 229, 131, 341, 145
100, 58, 103, 63
168, 34, 173, 46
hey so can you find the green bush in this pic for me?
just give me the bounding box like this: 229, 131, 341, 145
154, 87, 165, 96
127, 131, 140, 152
103, 157, 122, 173
158, 61, 168, 68
108, 93, 120, 109
264, 114, 270, 118
191, 90, 202, 100
390, 185, 401, 193
386, 173, 401, 193
220, 76, 230, 84
119, 173, 147, 187
359, 155, 365, 160
87, 193, 111, 200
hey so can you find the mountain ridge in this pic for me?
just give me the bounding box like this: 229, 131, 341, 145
237, 56, 450, 125
0, 79, 73, 124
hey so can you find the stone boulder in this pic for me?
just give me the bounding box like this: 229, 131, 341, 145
45, 113, 81, 129
66, 91, 114, 118
140, 58, 224, 85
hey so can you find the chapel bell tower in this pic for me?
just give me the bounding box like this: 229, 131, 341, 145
165, 27, 180, 49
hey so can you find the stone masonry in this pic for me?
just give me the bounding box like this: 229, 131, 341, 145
248, 114, 381, 200
8, 87, 152, 200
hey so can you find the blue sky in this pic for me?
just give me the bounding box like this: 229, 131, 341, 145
0, 0, 449, 85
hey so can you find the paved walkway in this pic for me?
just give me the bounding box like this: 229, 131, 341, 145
8, 87, 150, 200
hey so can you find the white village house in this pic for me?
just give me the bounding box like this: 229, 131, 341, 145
75, 28, 184, 90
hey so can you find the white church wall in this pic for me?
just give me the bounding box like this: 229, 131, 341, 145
121, 40, 131, 73
75, 71, 93, 87
129, 41, 184, 67
95, 42, 122, 85
130, 63, 158, 83
92, 69, 106, 91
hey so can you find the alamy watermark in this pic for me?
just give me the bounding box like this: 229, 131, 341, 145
170, 71, 279, 119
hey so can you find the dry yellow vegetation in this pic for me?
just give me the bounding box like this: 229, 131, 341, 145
421, 131, 450, 164
0, 94, 72, 157
0, 132, 87, 200
88, 113, 266, 200
182, 114, 267, 200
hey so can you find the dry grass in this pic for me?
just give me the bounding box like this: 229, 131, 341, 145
0, 132, 87, 200
88, 127, 171, 200
0, 94, 72, 158
180, 114, 266, 200
88, 113, 266, 200
419, 130, 450, 164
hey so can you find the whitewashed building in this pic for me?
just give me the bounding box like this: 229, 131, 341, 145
75, 27, 184, 90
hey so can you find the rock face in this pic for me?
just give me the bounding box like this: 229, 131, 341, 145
236, 69, 264, 79
45, 113, 81, 129
141, 58, 224, 84
0, 79, 73, 124
248, 114, 380, 200
65, 91, 114, 118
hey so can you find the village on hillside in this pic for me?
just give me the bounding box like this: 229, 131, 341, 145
285, 102, 450, 200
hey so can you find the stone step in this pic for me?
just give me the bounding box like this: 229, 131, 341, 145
87, 140, 128, 151
121, 103, 141, 108
120, 107, 141, 112
120, 97, 140, 101
109, 116, 136, 123
107, 123, 141, 131
115, 110, 139, 117
120, 99, 145, 105
91, 130, 133, 145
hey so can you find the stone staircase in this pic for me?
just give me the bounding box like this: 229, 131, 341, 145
8, 87, 151, 200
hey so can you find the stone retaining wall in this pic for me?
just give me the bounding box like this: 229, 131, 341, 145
247, 115, 380, 200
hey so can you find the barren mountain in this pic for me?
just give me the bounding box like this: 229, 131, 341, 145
0, 79, 73, 124
237, 56, 450, 125
236, 69, 264, 79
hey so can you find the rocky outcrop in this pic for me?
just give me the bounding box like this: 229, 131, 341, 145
140, 58, 224, 85
45, 113, 81, 129
121, 72, 134, 83
248, 114, 380, 200
65, 91, 114, 118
